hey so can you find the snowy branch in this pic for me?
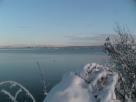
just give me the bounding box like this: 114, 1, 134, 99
104, 25, 136, 101
0, 81, 36, 102
1, 89, 18, 102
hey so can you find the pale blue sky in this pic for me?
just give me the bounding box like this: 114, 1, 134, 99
0, 0, 136, 46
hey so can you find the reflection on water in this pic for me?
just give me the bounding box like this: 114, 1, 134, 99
0, 47, 108, 102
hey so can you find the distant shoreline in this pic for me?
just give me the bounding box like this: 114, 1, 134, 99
0, 45, 103, 49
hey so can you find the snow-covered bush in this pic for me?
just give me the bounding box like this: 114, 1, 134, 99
104, 26, 136, 101
44, 63, 120, 102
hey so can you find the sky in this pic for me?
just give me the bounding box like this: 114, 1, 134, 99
0, 0, 136, 47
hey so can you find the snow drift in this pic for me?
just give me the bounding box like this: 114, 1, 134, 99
44, 63, 120, 102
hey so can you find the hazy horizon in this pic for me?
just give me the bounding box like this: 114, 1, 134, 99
0, 0, 136, 46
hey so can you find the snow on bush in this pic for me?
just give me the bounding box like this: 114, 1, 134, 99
44, 63, 120, 102
104, 25, 136, 101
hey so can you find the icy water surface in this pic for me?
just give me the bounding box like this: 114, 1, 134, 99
0, 47, 108, 102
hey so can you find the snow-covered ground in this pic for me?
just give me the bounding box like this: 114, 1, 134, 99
44, 63, 120, 102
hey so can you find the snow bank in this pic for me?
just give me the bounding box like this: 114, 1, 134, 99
44, 63, 120, 102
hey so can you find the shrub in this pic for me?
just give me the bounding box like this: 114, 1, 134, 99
104, 25, 136, 101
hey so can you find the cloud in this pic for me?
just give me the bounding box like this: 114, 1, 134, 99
65, 32, 136, 46
65, 34, 108, 46
67, 35, 105, 41
17, 25, 32, 29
